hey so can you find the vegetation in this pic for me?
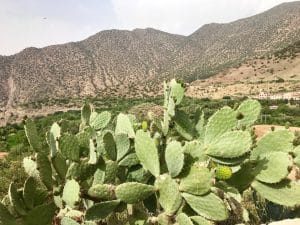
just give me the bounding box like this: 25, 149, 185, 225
1, 80, 300, 225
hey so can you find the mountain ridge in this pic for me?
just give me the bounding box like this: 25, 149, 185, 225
0, 1, 300, 107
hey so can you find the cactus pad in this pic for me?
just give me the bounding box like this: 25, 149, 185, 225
176, 213, 193, 225
135, 130, 160, 177
204, 107, 237, 145
251, 130, 294, 160
115, 113, 135, 138
255, 152, 292, 184
206, 131, 251, 158
59, 133, 80, 162
165, 141, 184, 177
89, 111, 111, 130
190, 216, 214, 225
115, 182, 157, 204
251, 180, 300, 207
88, 184, 115, 200
85, 200, 120, 221
62, 179, 80, 208
155, 174, 183, 214
36, 153, 53, 190
236, 99, 261, 128
179, 165, 212, 196
115, 133, 130, 161
182, 192, 228, 221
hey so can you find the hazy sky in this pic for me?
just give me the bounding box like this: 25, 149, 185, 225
0, 0, 296, 55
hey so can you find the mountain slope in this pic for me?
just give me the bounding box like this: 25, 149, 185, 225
0, 1, 300, 107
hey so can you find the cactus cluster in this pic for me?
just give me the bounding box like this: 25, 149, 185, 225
1, 79, 300, 225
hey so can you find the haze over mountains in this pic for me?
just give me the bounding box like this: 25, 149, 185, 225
0, 1, 300, 107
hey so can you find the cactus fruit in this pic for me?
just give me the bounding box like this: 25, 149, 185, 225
215, 166, 233, 180
115, 182, 157, 204
141, 121, 148, 131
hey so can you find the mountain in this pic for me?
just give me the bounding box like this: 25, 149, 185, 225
187, 40, 300, 99
0, 1, 300, 107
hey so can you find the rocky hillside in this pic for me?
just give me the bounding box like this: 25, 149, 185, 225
187, 40, 300, 99
0, 1, 300, 107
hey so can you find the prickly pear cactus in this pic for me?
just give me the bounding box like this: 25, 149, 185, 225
2, 79, 300, 225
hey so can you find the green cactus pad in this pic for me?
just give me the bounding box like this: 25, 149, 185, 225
23, 202, 56, 225
206, 131, 251, 158
8, 183, 27, 216
157, 213, 172, 225
183, 141, 207, 162
88, 139, 98, 165
236, 99, 261, 128
115, 113, 135, 138
215, 166, 232, 180
103, 131, 117, 161
66, 162, 81, 180
141, 121, 148, 131
24, 119, 43, 152
51, 153, 67, 180
227, 161, 264, 192
23, 177, 36, 210
23, 157, 39, 179
176, 213, 193, 225
127, 166, 152, 183
115, 133, 130, 161
62, 179, 80, 208
85, 200, 120, 221
89, 111, 111, 130
255, 152, 292, 184
135, 130, 160, 177
174, 110, 195, 140
92, 168, 105, 186
179, 165, 213, 196
169, 79, 184, 105
165, 141, 184, 177
59, 133, 80, 162
251, 130, 294, 160
48, 122, 61, 157
204, 107, 237, 145
182, 192, 228, 221
88, 184, 115, 200
104, 160, 118, 183
61, 217, 80, 225
36, 153, 53, 190
190, 216, 214, 225
251, 180, 300, 207
0, 202, 17, 225
195, 111, 206, 140
115, 182, 157, 204
118, 153, 139, 167
81, 103, 91, 125
210, 155, 247, 166
155, 174, 183, 214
